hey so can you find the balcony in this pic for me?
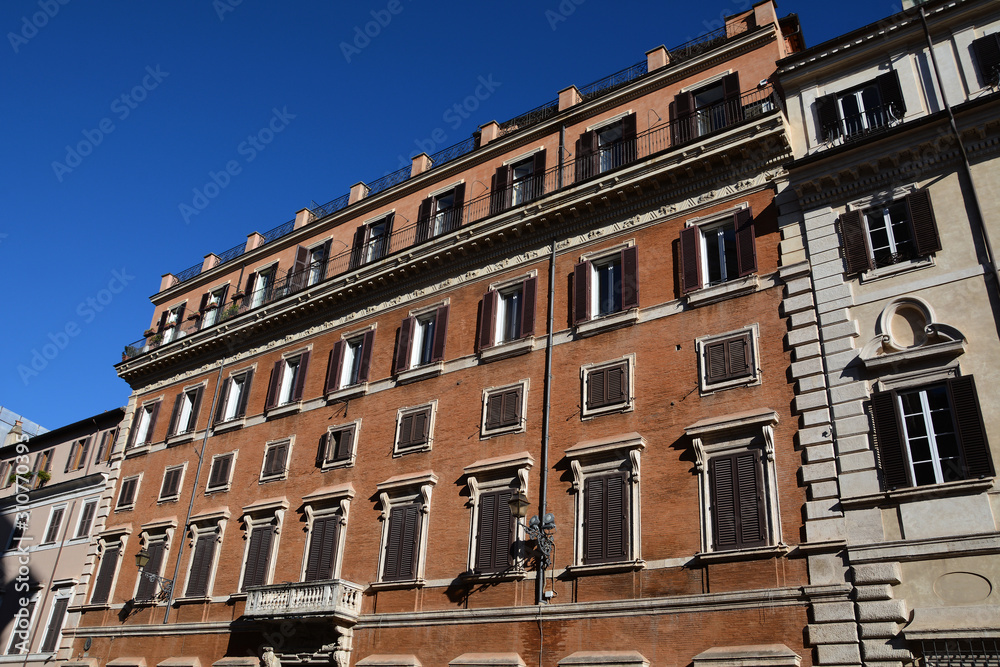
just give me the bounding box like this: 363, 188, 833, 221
244, 579, 364, 622
121, 85, 776, 362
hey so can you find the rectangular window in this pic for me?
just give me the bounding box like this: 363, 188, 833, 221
90, 543, 121, 604
816, 71, 905, 141
168, 386, 204, 437
186, 532, 218, 597
583, 472, 629, 564
972, 33, 1000, 86
242, 524, 274, 590
671, 73, 742, 145
839, 190, 941, 275
127, 402, 160, 449
709, 450, 767, 550
94, 429, 116, 464
350, 214, 394, 268
157, 303, 186, 345
474, 490, 513, 573
679, 208, 756, 293
304, 514, 341, 582
261, 440, 290, 481
135, 539, 167, 602
159, 465, 184, 501
393, 305, 449, 374
6, 597, 36, 653
75, 499, 98, 538
416, 184, 466, 243
206, 453, 235, 492
583, 359, 630, 415
482, 384, 526, 436
265, 353, 310, 410
698, 328, 757, 392
42, 506, 65, 545
215, 369, 254, 424
576, 115, 637, 181
573, 246, 639, 323
318, 424, 357, 468
64, 437, 92, 472
870, 377, 993, 489
395, 405, 434, 455
117, 475, 139, 510
308, 241, 331, 287
491, 150, 546, 214
248, 266, 276, 309
478, 278, 537, 351
382, 503, 420, 581
39, 596, 69, 653
199, 285, 230, 329
325, 330, 375, 394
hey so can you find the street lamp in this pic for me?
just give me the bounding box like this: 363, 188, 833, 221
135, 549, 173, 601
507, 490, 556, 573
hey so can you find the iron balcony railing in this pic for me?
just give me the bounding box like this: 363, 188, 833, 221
820, 103, 904, 145
123, 86, 775, 361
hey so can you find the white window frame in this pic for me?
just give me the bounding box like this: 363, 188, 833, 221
219, 367, 254, 425
259, 437, 293, 482
38, 585, 74, 654
6, 589, 41, 654
161, 302, 187, 344
116, 474, 142, 511
238, 499, 288, 592
463, 453, 534, 576
481, 380, 529, 438
374, 472, 437, 587
480, 272, 537, 359
578, 241, 634, 324
174, 384, 205, 437
695, 324, 761, 394
250, 263, 278, 309
41, 504, 68, 545
685, 409, 783, 555
181, 509, 229, 600
74, 498, 100, 539
130, 402, 157, 449
205, 451, 238, 494
307, 238, 332, 287
200, 283, 231, 328
133, 520, 176, 603
319, 420, 361, 471
393, 401, 437, 456
564, 433, 645, 572
88, 528, 130, 606
158, 463, 187, 503
299, 484, 355, 582
277, 355, 303, 407
580, 355, 635, 419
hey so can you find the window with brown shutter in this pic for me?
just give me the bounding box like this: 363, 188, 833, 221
159, 466, 183, 500
395, 405, 433, 454
241, 525, 274, 590
135, 539, 166, 601
709, 450, 767, 551
475, 490, 513, 573
42, 507, 64, 544
326, 330, 375, 393
39, 596, 69, 653
869, 376, 993, 489
840, 191, 941, 274
573, 247, 639, 324
698, 328, 758, 392
382, 503, 420, 581
304, 514, 341, 582
117, 476, 139, 509
583, 472, 629, 564
582, 358, 632, 417
261, 441, 289, 480
318, 425, 356, 467
972, 33, 1000, 86
815, 71, 906, 141
680, 209, 756, 294
482, 385, 525, 436
185, 532, 218, 597
75, 500, 97, 538
90, 543, 120, 604
206, 453, 234, 491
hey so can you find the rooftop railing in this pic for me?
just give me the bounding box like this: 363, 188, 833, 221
124, 85, 776, 362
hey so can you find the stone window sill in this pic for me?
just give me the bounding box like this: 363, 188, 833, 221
124, 444, 150, 459
685, 274, 759, 308
479, 337, 534, 363
368, 578, 426, 591
212, 418, 245, 434
265, 402, 301, 420
165, 432, 196, 447
695, 543, 789, 563
564, 560, 645, 576
396, 361, 444, 385
840, 477, 995, 509
859, 255, 934, 284
575, 309, 639, 339
326, 383, 368, 402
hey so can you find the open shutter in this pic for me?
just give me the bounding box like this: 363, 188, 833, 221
479, 290, 498, 350
476, 492, 498, 571
972, 33, 1000, 84
144, 402, 160, 445
326, 342, 345, 393
721, 72, 743, 124
679, 226, 703, 293
576, 131, 598, 181
236, 370, 253, 417
186, 533, 216, 597
491, 165, 511, 215
40, 595, 69, 653
736, 451, 766, 546
394, 317, 415, 374
243, 272, 257, 301
520, 276, 537, 338
876, 70, 906, 116
905, 190, 941, 256
710, 456, 738, 549
605, 472, 628, 559
816, 94, 840, 141
77, 436, 92, 470
870, 390, 910, 489
135, 541, 165, 601
584, 476, 606, 563
188, 388, 203, 433
291, 352, 310, 402
621, 245, 639, 309
452, 183, 466, 229
430, 305, 449, 362
358, 330, 375, 383
91, 544, 120, 604
265, 361, 282, 410
291, 245, 309, 290
157, 310, 169, 334
839, 210, 873, 274
621, 114, 637, 164
416, 197, 433, 243
734, 208, 757, 276
531, 149, 547, 200
673, 91, 696, 144
216, 285, 230, 312
349, 225, 368, 270
64, 442, 77, 473
167, 393, 183, 436
574, 261, 591, 323
948, 376, 993, 479
214, 379, 231, 424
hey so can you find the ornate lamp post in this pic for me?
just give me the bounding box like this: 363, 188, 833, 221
135, 549, 174, 601
507, 490, 556, 600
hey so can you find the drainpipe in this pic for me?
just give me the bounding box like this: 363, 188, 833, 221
918, 7, 1000, 297
537, 237, 557, 605
162, 359, 228, 623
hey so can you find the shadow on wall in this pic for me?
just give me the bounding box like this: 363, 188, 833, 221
0, 510, 44, 655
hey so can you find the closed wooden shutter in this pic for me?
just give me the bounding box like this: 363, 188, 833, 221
76, 501, 96, 538
679, 226, 702, 293
243, 271, 257, 301
906, 190, 941, 256
236, 370, 253, 417
135, 540, 166, 601
291, 352, 310, 402
972, 33, 1000, 84
214, 379, 231, 423
393, 317, 415, 374
485, 393, 504, 431
876, 70, 906, 116
208, 454, 232, 489
185, 533, 217, 597
430, 305, 449, 362
475, 490, 513, 572
839, 210, 873, 274
948, 376, 993, 479
705, 333, 752, 383
479, 290, 498, 350
621, 246, 639, 310
332, 428, 354, 462
452, 183, 466, 229
870, 390, 909, 489
721, 72, 743, 124
485, 388, 522, 431
263, 443, 288, 477
383, 504, 420, 581
583, 472, 629, 563
415, 198, 433, 243
160, 468, 182, 499
490, 165, 511, 215
531, 149, 547, 200
574, 261, 591, 323
575, 131, 598, 181
588, 362, 627, 409
710, 451, 766, 550
39, 596, 69, 653
265, 361, 282, 410
358, 329, 376, 383
44, 508, 64, 544
815, 94, 840, 141
242, 525, 273, 590
520, 276, 537, 338
621, 114, 637, 163
734, 208, 757, 276
117, 478, 137, 508
91, 544, 120, 604
398, 413, 415, 448
673, 91, 696, 144
304, 515, 340, 581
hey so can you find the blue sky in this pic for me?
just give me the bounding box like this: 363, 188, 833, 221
0, 0, 902, 429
